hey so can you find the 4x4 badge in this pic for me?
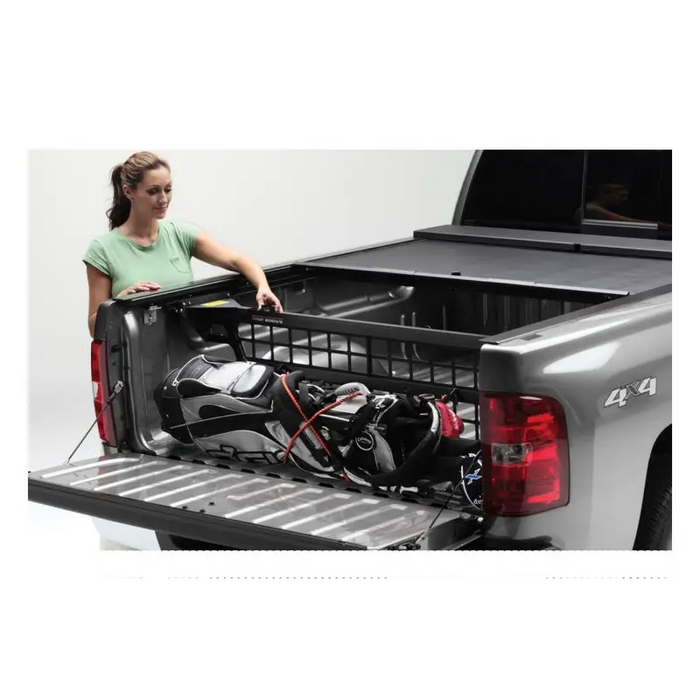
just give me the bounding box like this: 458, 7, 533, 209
604, 377, 657, 409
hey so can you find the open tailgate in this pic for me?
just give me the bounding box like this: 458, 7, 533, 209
28, 453, 478, 550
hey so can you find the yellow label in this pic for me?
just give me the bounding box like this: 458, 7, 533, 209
201, 299, 229, 307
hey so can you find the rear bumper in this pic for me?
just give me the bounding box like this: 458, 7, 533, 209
461, 535, 560, 550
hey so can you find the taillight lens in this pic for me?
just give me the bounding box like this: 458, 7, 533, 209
480, 393, 570, 516
91, 340, 113, 444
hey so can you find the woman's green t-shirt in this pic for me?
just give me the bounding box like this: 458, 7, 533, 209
82, 220, 200, 297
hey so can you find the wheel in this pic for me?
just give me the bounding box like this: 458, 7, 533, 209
633, 454, 672, 550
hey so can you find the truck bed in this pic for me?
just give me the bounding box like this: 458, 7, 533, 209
115, 257, 622, 464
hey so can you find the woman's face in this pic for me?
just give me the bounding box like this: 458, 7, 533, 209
125, 166, 172, 220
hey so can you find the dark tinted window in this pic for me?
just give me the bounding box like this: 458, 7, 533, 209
582, 150, 660, 223
459, 149, 671, 240
460, 150, 585, 232
659, 150, 672, 232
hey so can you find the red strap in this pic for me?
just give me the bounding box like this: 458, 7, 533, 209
280, 373, 360, 464
283, 391, 362, 463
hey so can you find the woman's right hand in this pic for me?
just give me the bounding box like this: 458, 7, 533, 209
117, 281, 162, 297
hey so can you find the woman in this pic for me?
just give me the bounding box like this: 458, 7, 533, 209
83, 151, 283, 337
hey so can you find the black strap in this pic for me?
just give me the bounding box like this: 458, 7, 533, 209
369, 403, 442, 488
438, 436, 480, 457
298, 381, 313, 417
344, 401, 379, 442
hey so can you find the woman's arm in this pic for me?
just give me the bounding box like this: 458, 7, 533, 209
86, 264, 113, 338
86, 265, 162, 338
585, 202, 646, 223
193, 232, 283, 311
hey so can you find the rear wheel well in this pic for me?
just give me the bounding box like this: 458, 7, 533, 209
651, 424, 671, 461
633, 424, 672, 550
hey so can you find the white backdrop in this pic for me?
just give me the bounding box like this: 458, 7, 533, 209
28, 150, 473, 546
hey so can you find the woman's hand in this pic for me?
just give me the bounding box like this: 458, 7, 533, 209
117, 281, 162, 297
192, 232, 284, 311
256, 286, 283, 312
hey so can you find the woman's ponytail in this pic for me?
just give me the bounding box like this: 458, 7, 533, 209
107, 164, 130, 230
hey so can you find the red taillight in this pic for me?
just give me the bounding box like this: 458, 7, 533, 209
91, 340, 113, 444
480, 393, 570, 516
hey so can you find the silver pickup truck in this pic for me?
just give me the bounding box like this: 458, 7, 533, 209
28, 149, 672, 551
